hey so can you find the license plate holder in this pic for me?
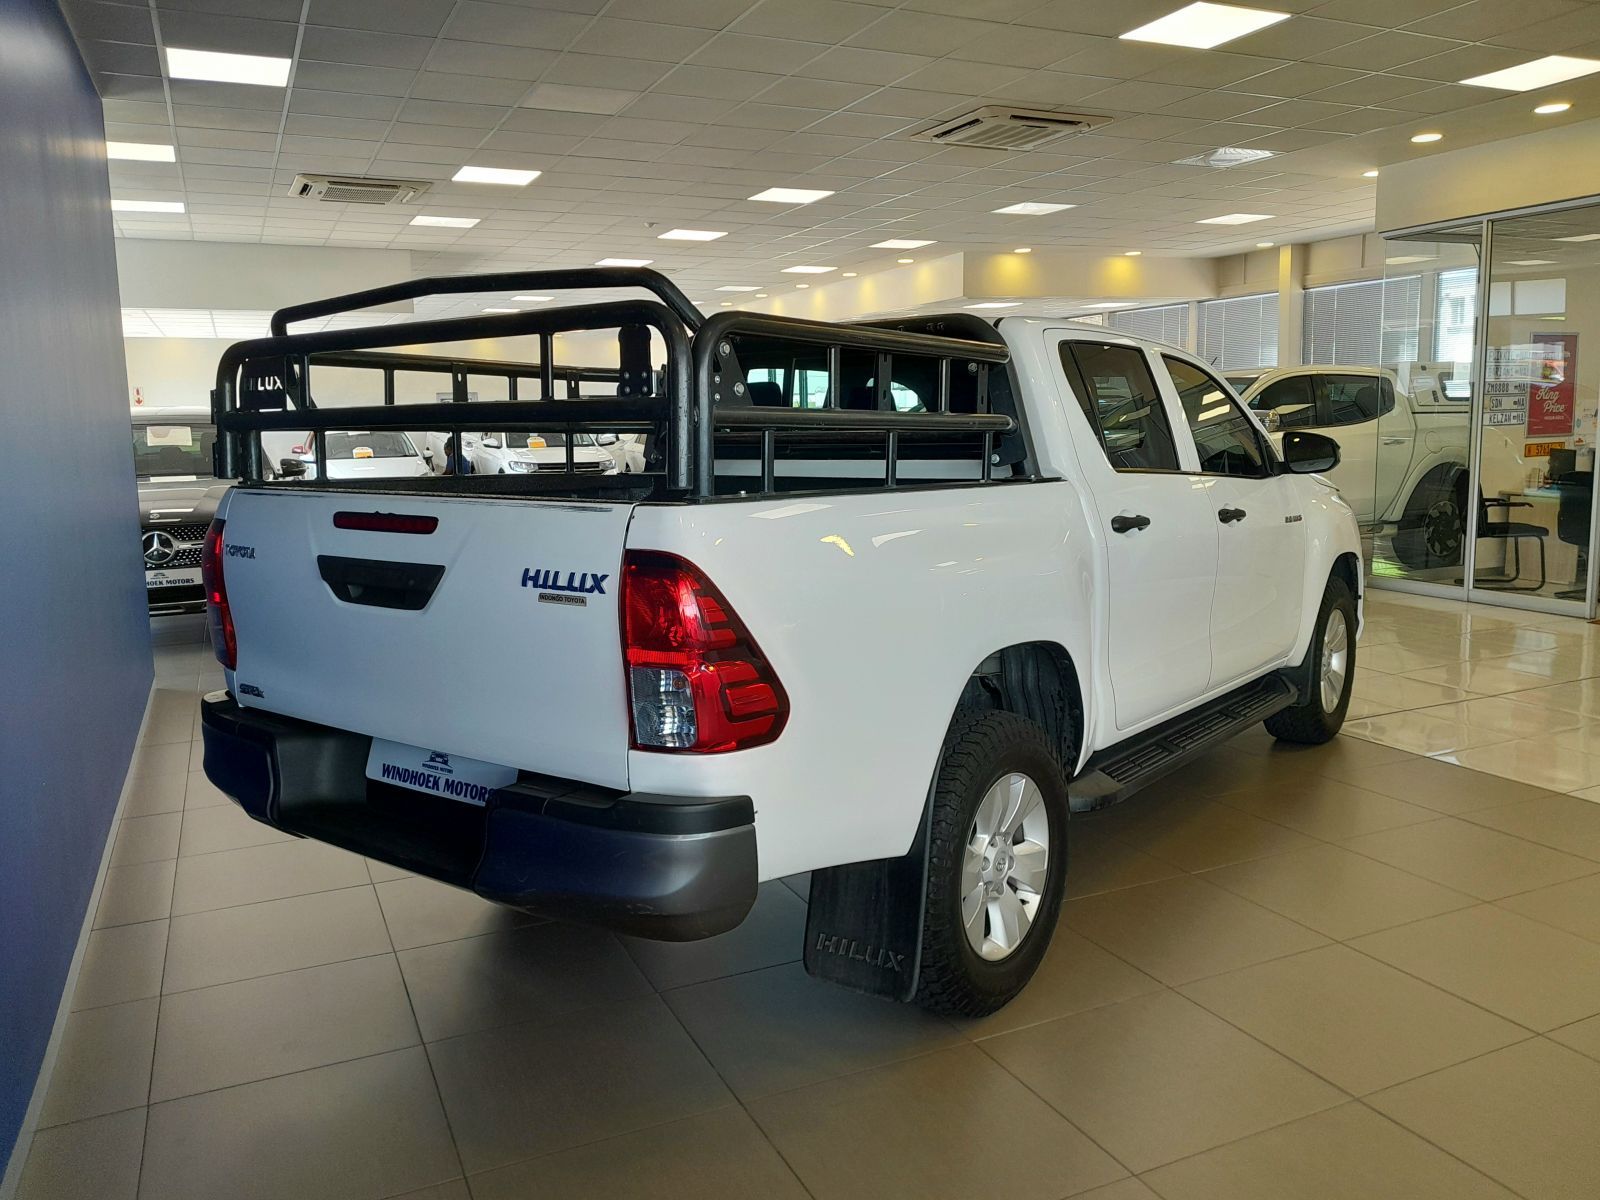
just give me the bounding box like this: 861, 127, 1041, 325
365, 739, 517, 807
146, 568, 202, 589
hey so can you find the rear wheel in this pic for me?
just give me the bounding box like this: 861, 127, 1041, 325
1390, 470, 1465, 569
1265, 574, 1357, 745
911, 710, 1069, 1017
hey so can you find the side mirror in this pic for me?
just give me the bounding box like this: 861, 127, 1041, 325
422, 447, 434, 462
278, 457, 308, 479
1282, 430, 1340, 474
480, 437, 502, 449
596, 433, 618, 446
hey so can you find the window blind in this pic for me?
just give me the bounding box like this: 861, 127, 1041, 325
1302, 276, 1420, 366
1110, 303, 1190, 349
1198, 293, 1278, 369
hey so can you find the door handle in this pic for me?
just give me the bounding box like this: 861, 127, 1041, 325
1218, 506, 1247, 524
1111, 514, 1151, 534
1381, 437, 1407, 445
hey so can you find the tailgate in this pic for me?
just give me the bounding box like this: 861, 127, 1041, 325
220, 488, 634, 789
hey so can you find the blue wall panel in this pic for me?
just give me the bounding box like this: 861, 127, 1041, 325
0, 0, 154, 1168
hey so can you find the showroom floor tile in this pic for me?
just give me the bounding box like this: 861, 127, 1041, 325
17, 596, 1600, 1199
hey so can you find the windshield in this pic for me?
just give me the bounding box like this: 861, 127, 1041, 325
1222, 376, 1256, 393
493, 431, 603, 449
322, 431, 417, 459
132, 423, 217, 478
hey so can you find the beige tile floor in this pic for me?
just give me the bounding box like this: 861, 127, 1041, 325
16, 594, 1600, 1200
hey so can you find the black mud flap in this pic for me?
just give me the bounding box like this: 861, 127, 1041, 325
803, 807, 931, 1003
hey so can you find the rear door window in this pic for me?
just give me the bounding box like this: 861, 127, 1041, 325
1060, 341, 1180, 471
1321, 374, 1389, 426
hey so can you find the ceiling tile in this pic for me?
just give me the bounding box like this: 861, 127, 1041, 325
160, 9, 302, 55
542, 53, 673, 90
291, 59, 419, 96
731, 0, 887, 41
441, 2, 590, 50
845, 10, 994, 57
306, 0, 457, 37
288, 88, 404, 121
409, 71, 531, 105
567, 18, 717, 63
655, 64, 781, 101
297, 24, 433, 69
59, 0, 155, 43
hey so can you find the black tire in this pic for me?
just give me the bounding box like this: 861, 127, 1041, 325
910, 709, 1070, 1018
1390, 470, 1465, 570
1265, 574, 1357, 745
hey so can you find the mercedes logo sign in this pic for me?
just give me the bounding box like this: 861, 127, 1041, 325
143, 530, 178, 566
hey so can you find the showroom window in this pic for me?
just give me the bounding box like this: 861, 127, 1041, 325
1110, 303, 1191, 349
1303, 276, 1421, 366
1434, 267, 1477, 363
1198, 294, 1278, 369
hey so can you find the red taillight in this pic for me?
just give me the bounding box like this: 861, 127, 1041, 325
201, 519, 236, 670
622, 550, 787, 753
333, 511, 439, 534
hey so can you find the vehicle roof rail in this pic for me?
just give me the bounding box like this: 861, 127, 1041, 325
270, 266, 704, 336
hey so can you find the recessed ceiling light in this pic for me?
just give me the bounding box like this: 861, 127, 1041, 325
717, 285, 760, 292
1171, 147, 1275, 168
720, 301, 733, 306
658, 228, 728, 241
1556, 233, 1600, 242
165, 46, 291, 87
1086, 302, 1136, 309
993, 201, 1074, 215
514, 295, 553, 302
1013, 247, 1032, 254
782, 265, 836, 274
795, 283, 810, 289
595, 257, 652, 267
1363, 169, 1380, 178
842, 272, 858, 277
966, 302, 1021, 309
1410, 132, 1443, 143
1124, 250, 1142, 256
112, 199, 185, 213
1462, 56, 1600, 91
1506, 259, 1556, 266
872, 239, 935, 249
749, 187, 834, 204
897, 257, 914, 264
107, 141, 175, 162
409, 214, 479, 228
482, 307, 520, 313
1535, 101, 1573, 114
452, 165, 540, 186
756, 293, 768, 298
1385, 255, 1436, 265
1199, 213, 1272, 224
1121, 2, 1289, 50
1257, 241, 1275, 248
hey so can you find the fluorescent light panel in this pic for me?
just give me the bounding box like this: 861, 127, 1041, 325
1556, 233, 1600, 242
658, 228, 727, 241
1086, 302, 1135, 309
452, 165, 540, 185
112, 199, 184, 213
165, 46, 291, 87
872, 238, 934, 249
716, 285, 760, 292
107, 141, 175, 162
1506, 259, 1556, 266
596, 257, 651, 266
781, 265, 835, 274
1198, 213, 1272, 224
482, 307, 520, 313
1121, 3, 1289, 50
748, 187, 833, 204
966, 302, 1021, 309
409, 214, 479, 228
1535, 102, 1572, 114
1461, 55, 1600, 91
993, 201, 1074, 215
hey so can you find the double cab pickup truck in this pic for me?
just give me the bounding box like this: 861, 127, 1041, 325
199, 268, 1362, 1015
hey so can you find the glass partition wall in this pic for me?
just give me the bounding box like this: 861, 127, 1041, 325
1373, 200, 1600, 619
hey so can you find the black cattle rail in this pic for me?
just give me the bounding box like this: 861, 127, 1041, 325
213, 267, 1020, 501
692, 310, 1016, 497
214, 297, 690, 487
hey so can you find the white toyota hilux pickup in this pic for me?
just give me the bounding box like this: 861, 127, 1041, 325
199, 269, 1362, 1015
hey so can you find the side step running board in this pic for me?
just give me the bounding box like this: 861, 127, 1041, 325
1068, 674, 1296, 812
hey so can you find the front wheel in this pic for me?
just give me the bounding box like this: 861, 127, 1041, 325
910, 710, 1069, 1017
1265, 574, 1357, 745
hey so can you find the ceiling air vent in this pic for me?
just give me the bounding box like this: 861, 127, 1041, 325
912, 106, 1107, 151
289, 174, 430, 205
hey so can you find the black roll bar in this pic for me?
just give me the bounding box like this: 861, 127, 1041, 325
269, 267, 703, 336
692, 310, 1013, 497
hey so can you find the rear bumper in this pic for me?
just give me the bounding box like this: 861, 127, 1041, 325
199, 693, 757, 941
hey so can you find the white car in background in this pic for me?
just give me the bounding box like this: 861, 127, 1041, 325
426, 430, 620, 475
261, 430, 433, 481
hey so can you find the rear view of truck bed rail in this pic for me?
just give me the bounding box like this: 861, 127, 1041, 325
211, 267, 1026, 501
